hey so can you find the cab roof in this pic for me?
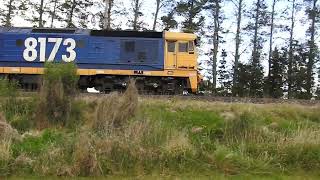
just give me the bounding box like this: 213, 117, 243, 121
164, 31, 197, 41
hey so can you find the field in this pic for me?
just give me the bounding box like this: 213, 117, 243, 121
1, 93, 320, 178
0, 65, 320, 179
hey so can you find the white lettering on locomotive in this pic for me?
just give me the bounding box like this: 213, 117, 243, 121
23, 37, 77, 62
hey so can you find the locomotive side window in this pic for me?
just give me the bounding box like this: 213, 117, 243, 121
179, 43, 188, 52
188, 41, 194, 51
125, 41, 135, 52
167, 42, 175, 52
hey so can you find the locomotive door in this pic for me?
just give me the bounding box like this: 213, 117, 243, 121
166, 41, 177, 69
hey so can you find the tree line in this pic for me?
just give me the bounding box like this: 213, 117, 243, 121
0, 0, 319, 99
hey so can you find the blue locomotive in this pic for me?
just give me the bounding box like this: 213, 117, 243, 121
0, 27, 200, 94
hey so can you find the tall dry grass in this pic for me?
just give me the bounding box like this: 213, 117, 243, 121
35, 63, 79, 128
93, 79, 138, 133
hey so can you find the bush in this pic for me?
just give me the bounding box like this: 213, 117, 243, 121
36, 62, 79, 127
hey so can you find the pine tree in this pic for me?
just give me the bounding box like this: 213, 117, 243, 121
231, 0, 245, 97
26, 0, 51, 27
291, 43, 309, 99
287, 0, 299, 98
267, 0, 280, 96
234, 63, 250, 97
128, 0, 145, 30
152, 0, 172, 31
205, 0, 224, 93
305, 0, 319, 99
49, 0, 61, 28
265, 48, 286, 98
161, 7, 178, 30
103, 0, 114, 30
244, 0, 269, 97
60, 0, 93, 28
94, 0, 126, 30
217, 49, 232, 96
0, 0, 26, 27
175, 0, 207, 33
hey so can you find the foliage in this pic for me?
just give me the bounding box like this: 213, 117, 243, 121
175, 0, 207, 33
36, 62, 79, 127
264, 48, 286, 98
60, 0, 93, 28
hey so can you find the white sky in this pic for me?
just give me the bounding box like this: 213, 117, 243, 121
1, 0, 320, 82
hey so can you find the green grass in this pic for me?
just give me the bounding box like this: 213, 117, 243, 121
1, 91, 320, 178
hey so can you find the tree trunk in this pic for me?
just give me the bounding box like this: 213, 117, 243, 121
104, 0, 113, 30
212, 0, 220, 93
252, 0, 261, 65
39, 0, 44, 27
152, 0, 161, 31
133, 0, 140, 30
288, 0, 295, 99
5, 0, 14, 27
232, 0, 243, 96
306, 0, 317, 99
67, 0, 77, 27
268, 0, 276, 92
50, 0, 58, 28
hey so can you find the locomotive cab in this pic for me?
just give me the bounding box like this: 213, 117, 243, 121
164, 32, 198, 70
164, 32, 199, 93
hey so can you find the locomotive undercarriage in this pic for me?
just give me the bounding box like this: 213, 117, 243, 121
79, 75, 190, 95
4, 74, 190, 95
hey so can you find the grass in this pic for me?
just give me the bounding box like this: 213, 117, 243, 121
0, 69, 319, 178
1, 95, 320, 178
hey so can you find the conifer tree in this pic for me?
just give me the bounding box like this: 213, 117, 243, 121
161, 7, 178, 30
231, 0, 245, 96
205, 0, 224, 93
234, 63, 250, 97
265, 48, 286, 98
26, 0, 51, 27
305, 0, 319, 99
217, 49, 232, 96
291, 43, 309, 99
152, 0, 172, 31
286, 0, 299, 98
60, 0, 93, 28
49, 0, 61, 28
128, 0, 144, 30
0, 0, 26, 27
175, 0, 208, 33
267, 0, 280, 96
244, 0, 269, 97
102, 0, 114, 30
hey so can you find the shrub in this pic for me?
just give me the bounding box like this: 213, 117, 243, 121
36, 62, 79, 127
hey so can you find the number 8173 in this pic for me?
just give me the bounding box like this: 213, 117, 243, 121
23, 37, 77, 62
